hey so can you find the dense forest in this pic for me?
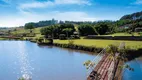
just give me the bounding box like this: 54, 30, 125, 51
24, 19, 58, 28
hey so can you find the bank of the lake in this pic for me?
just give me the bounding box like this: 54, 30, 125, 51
53, 39, 142, 60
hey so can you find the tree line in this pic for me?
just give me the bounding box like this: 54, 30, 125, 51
24, 18, 58, 29
24, 11, 142, 38
39, 21, 118, 39
120, 11, 142, 20
40, 24, 75, 39
23, 19, 142, 39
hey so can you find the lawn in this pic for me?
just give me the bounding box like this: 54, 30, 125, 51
11, 27, 44, 39
11, 27, 42, 34
103, 32, 140, 36
54, 39, 142, 49
0, 38, 6, 40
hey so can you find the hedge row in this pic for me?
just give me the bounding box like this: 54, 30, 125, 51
53, 43, 142, 61
85, 35, 142, 41
125, 48, 142, 61
53, 43, 103, 53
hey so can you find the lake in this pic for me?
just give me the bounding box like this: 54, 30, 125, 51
0, 41, 96, 80
0, 41, 142, 80
123, 56, 142, 80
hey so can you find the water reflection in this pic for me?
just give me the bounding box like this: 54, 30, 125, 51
17, 41, 33, 80
38, 45, 54, 48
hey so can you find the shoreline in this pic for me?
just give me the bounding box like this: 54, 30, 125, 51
1, 39, 142, 61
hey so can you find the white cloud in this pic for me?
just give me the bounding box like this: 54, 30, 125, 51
134, 0, 142, 4
19, 0, 91, 10
19, 1, 54, 9
55, 0, 91, 5
0, 11, 96, 27
0, 0, 94, 27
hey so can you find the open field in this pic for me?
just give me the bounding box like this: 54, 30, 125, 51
11, 27, 42, 34
11, 27, 44, 39
103, 32, 140, 36
54, 39, 142, 49
0, 38, 6, 40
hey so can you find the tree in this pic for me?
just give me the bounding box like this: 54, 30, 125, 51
40, 26, 53, 38
78, 24, 97, 36
62, 28, 73, 38
40, 27, 51, 35
40, 25, 59, 38
120, 11, 142, 20
24, 19, 58, 28
24, 23, 34, 29
7, 30, 11, 35
59, 24, 75, 31
95, 22, 110, 35
59, 23, 75, 37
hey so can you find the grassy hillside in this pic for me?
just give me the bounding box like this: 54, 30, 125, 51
11, 27, 42, 34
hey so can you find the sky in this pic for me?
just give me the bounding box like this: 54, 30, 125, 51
0, 0, 142, 27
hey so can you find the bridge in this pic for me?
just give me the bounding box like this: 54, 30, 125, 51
86, 42, 125, 80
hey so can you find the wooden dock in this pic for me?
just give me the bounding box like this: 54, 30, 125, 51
87, 54, 120, 80
87, 42, 125, 80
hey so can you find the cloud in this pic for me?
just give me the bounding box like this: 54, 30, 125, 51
133, 0, 142, 4
0, 11, 96, 27
19, 0, 91, 10
19, 1, 54, 9
55, 0, 91, 5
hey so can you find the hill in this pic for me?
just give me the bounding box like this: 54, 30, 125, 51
120, 11, 142, 20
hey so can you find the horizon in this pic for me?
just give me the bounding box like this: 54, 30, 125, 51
0, 0, 142, 27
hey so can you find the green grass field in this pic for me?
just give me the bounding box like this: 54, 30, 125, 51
103, 32, 140, 36
0, 38, 6, 40
11, 27, 42, 34
11, 27, 44, 39
54, 39, 142, 49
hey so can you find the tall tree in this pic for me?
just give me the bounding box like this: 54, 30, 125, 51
78, 24, 97, 36
24, 23, 34, 29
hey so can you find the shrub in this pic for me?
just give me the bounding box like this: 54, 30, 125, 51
139, 32, 142, 36
59, 34, 66, 40
70, 35, 80, 39
37, 38, 44, 43
53, 43, 103, 53
68, 40, 74, 45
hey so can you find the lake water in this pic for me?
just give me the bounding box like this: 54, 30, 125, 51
123, 56, 142, 80
0, 41, 96, 80
0, 41, 142, 80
